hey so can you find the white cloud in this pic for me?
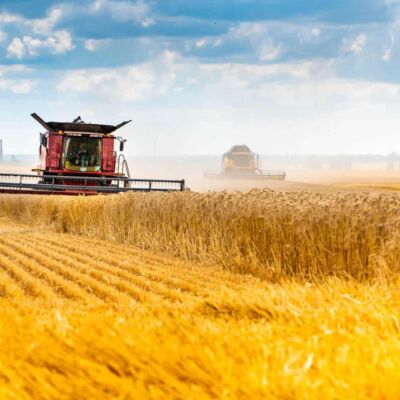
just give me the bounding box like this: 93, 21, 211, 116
259, 40, 280, 61
9, 81, 36, 94
0, 31, 7, 43
58, 65, 155, 100
196, 39, 207, 48
0, 65, 31, 76
1, 6, 72, 59
7, 31, 74, 59
214, 38, 223, 47
246, 79, 400, 107
0, 66, 35, 94
56, 57, 338, 104
85, 39, 97, 51
349, 33, 367, 54
201, 60, 335, 90
7, 38, 25, 59
57, 51, 179, 100
312, 28, 321, 37
46, 31, 74, 54
199, 59, 400, 108
382, 48, 392, 61
385, 0, 400, 5
90, 0, 155, 27
0, 7, 63, 34
21, 37, 45, 56
223, 22, 282, 62
31, 7, 63, 35
229, 22, 267, 39
84, 38, 110, 52
0, 12, 24, 24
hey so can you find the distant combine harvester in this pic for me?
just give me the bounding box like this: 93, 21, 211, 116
205, 144, 286, 180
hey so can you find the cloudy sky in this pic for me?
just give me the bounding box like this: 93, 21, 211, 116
0, 0, 399, 155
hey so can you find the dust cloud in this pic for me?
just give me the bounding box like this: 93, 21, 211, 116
1, 154, 400, 193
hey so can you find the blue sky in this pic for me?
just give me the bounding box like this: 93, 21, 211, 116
0, 0, 399, 155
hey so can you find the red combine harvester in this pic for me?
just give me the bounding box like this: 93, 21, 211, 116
0, 113, 185, 195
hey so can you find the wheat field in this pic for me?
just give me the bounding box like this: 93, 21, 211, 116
0, 190, 400, 398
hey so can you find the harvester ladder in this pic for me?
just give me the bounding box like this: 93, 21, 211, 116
116, 154, 130, 178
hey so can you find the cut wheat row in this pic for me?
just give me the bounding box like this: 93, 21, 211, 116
0, 262, 26, 299
88, 235, 251, 287
34, 234, 261, 308
4, 236, 170, 302
0, 245, 59, 301
33, 235, 197, 302
17, 236, 183, 304
0, 240, 100, 303
0, 238, 134, 304
32, 232, 248, 292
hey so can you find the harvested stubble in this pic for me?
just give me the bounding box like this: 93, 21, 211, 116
0, 190, 399, 280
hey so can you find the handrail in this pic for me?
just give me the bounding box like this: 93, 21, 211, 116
116, 154, 131, 179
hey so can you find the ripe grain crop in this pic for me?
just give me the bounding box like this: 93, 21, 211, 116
0, 224, 400, 398
7, 280, 400, 400
0, 190, 399, 281
0, 192, 399, 398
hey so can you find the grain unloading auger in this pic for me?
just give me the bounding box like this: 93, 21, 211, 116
0, 114, 185, 195
205, 145, 286, 180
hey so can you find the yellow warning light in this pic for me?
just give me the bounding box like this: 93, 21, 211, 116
58, 130, 63, 135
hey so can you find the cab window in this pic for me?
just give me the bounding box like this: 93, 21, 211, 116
62, 137, 102, 172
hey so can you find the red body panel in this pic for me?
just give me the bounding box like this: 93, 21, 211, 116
102, 137, 115, 172
46, 134, 63, 170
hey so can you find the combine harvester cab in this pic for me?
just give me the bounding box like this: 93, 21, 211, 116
205, 144, 286, 180
0, 113, 185, 195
